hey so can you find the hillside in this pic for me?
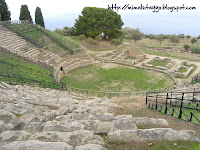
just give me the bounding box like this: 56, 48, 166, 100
0, 21, 94, 82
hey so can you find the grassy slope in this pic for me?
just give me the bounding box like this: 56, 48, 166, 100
61, 64, 174, 92
0, 51, 60, 88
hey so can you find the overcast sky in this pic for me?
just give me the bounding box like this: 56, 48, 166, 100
5, 0, 200, 36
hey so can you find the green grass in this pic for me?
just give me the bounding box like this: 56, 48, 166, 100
104, 140, 200, 150
178, 67, 188, 73
61, 64, 174, 92
24, 30, 44, 41
150, 60, 169, 67
36, 27, 80, 52
0, 51, 60, 89
155, 104, 200, 125
124, 56, 136, 60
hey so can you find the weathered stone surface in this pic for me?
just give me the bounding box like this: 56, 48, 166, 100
0, 140, 73, 150
31, 130, 104, 146
131, 117, 169, 126
43, 122, 84, 132
0, 130, 31, 143
74, 144, 107, 150
0, 109, 23, 130
108, 128, 200, 143
22, 122, 44, 134
79, 120, 101, 131
94, 113, 115, 122
93, 122, 114, 133
72, 113, 93, 120
114, 118, 137, 130
0, 121, 8, 133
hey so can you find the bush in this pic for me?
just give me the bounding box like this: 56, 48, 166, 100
191, 38, 197, 44
111, 39, 121, 45
183, 44, 190, 51
95, 36, 102, 41
79, 34, 86, 40
87, 37, 97, 45
190, 46, 200, 53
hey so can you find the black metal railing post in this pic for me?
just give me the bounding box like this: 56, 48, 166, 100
178, 93, 184, 119
165, 93, 168, 114
155, 93, 158, 110
146, 92, 148, 105
193, 88, 195, 100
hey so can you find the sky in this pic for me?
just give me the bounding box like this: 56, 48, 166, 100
5, 0, 200, 36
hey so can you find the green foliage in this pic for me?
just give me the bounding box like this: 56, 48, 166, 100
122, 27, 143, 42
170, 34, 180, 46
75, 7, 124, 39
156, 34, 164, 44
190, 45, 200, 53
178, 34, 185, 39
54, 27, 75, 36
183, 44, 190, 51
19, 5, 33, 23
4, 23, 43, 48
0, 51, 60, 89
0, 0, 11, 21
186, 35, 191, 39
111, 39, 121, 45
34, 25, 80, 53
197, 35, 200, 39
95, 36, 102, 41
35, 7, 45, 27
87, 37, 97, 45
79, 34, 86, 40
191, 38, 197, 44
149, 34, 157, 40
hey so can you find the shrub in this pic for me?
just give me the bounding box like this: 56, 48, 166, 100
79, 34, 86, 40
191, 38, 197, 44
111, 39, 121, 45
190, 46, 200, 53
87, 37, 97, 45
186, 35, 191, 39
95, 36, 102, 41
183, 44, 190, 51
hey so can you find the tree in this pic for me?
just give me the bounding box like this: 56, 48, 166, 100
149, 34, 156, 40
197, 35, 200, 39
75, 7, 124, 39
183, 44, 190, 51
130, 28, 143, 42
170, 35, 180, 46
178, 34, 185, 39
156, 34, 164, 44
35, 7, 45, 27
190, 45, 200, 53
19, 5, 33, 23
191, 38, 197, 44
0, 0, 11, 21
186, 35, 191, 39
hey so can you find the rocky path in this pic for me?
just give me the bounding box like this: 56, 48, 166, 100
0, 82, 199, 150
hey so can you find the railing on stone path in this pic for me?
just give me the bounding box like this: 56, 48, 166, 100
146, 90, 200, 125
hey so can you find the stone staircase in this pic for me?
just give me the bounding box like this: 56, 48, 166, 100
0, 25, 94, 81
0, 83, 199, 149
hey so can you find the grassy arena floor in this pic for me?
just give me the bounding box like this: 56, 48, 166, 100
61, 64, 175, 92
